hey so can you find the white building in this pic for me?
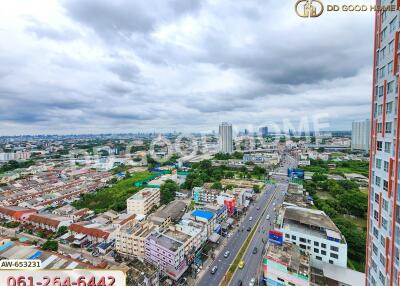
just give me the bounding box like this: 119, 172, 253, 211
127, 188, 160, 215
276, 206, 347, 268
351, 119, 370, 152
219, 122, 233, 154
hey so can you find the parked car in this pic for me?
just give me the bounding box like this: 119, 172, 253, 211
211, 266, 218, 274
249, 278, 256, 286
236, 280, 243, 286
266, 215, 270, 220
252, 247, 258, 254
249, 216, 253, 221
247, 227, 251, 232
224, 251, 230, 258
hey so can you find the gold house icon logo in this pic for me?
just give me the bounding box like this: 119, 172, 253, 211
295, 0, 324, 17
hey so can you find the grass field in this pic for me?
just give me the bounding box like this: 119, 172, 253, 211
73, 171, 151, 213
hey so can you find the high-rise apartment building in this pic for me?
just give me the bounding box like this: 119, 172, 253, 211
366, 6, 400, 286
352, 119, 371, 152
219, 122, 233, 154
259, 126, 269, 137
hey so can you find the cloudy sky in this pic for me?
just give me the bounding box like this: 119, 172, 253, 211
0, 0, 374, 135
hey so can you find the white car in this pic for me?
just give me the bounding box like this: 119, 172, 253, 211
249, 216, 253, 221
249, 278, 256, 286
266, 215, 270, 220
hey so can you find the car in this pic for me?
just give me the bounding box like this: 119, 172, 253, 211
224, 251, 230, 258
273, 202, 276, 206
249, 216, 253, 221
211, 266, 218, 274
238, 260, 245, 269
249, 278, 256, 286
252, 247, 258, 254
247, 227, 251, 232
256, 207, 260, 210
266, 214, 270, 220
236, 280, 243, 286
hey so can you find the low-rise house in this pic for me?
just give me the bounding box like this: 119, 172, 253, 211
0, 206, 37, 222
27, 213, 73, 232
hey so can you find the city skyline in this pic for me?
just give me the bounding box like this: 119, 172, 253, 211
0, 0, 373, 135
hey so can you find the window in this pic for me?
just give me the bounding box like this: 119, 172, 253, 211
377, 141, 383, 151
387, 101, 393, 114
321, 250, 326, 255
388, 61, 394, 74
300, 237, 306, 243
383, 180, 388, 191
285, 234, 290, 238
375, 193, 380, 203
373, 227, 379, 239
389, 40, 394, 53
329, 260, 334, 264
385, 142, 391, 153
321, 243, 326, 249
376, 158, 382, 169
386, 122, 392, 134
374, 210, 379, 221
384, 161, 389, 172
377, 123, 382, 133
390, 16, 397, 32
291, 235, 296, 240
314, 241, 319, 246
379, 271, 385, 284
316, 256, 322, 261
373, 243, 378, 255
382, 217, 388, 230
381, 235, 385, 247
330, 253, 339, 259
388, 81, 394, 93
300, 244, 306, 249
330, 246, 339, 252
379, 86, 384, 98
380, 253, 386, 267
383, 199, 389, 212
375, 176, 381, 187
277, 278, 285, 283
314, 248, 319, 253
381, 27, 387, 42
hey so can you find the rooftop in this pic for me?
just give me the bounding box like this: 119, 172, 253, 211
147, 231, 183, 252
191, 209, 214, 221
127, 188, 159, 201
265, 241, 310, 278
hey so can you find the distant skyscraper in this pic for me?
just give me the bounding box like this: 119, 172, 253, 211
219, 122, 233, 154
351, 119, 370, 152
259, 126, 269, 137
366, 8, 400, 286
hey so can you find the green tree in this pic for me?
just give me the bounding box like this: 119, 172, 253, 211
56, 226, 68, 237
253, 185, 261, 193
160, 180, 179, 205
41, 240, 58, 251
211, 182, 223, 190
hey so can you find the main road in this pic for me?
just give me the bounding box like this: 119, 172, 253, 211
229, 154, 298, 286
196, 154, 298, 286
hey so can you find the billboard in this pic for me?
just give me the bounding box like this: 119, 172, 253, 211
287, 168, 305, 179
268, 230, 283, 245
